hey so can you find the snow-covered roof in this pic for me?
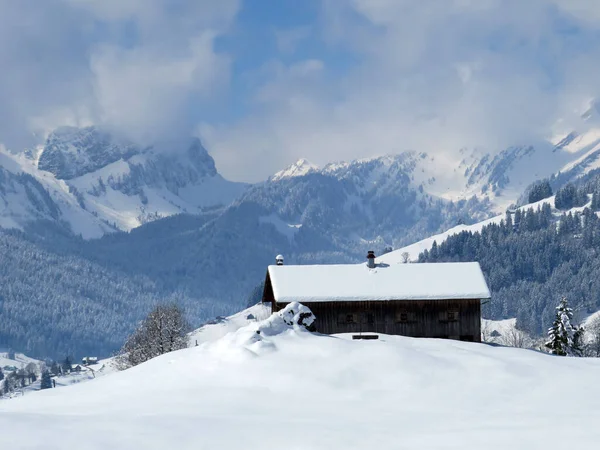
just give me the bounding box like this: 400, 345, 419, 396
267, 262, 491, 303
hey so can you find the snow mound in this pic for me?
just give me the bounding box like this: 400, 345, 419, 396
208, 302, 316, 357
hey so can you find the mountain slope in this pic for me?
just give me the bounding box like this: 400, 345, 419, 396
0, 127, 247, 237
0, 221, 231, 359
1, 317, 599, 449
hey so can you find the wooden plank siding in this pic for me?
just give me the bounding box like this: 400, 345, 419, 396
271, 299, 481, 342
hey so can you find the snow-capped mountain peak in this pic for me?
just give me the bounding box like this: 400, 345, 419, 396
0, 127, 248, 237
38, 126, 140, 180
271, 158, 318, 181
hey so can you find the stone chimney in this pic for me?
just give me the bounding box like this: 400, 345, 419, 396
276, 254, 284, 266
366, 250, 376, 269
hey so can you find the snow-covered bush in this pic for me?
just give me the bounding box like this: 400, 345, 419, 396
253, 302, 316, 338
277, 302, 316, 332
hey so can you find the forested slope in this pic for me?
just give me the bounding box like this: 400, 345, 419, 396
420, 194, 600, 335
0, 221, 226, 359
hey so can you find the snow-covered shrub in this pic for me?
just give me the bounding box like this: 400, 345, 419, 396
277, 302, 316, 332
251, 302, 317, 338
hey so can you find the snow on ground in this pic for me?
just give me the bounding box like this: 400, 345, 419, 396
583, 311, 600, 328
480, 318, 521, 345
481, 318, 517, 337
54, 359, 120, 388
188, 303, 271, 346
2, 310, 600, 449
379, 215, 502, 263
258, 214, 303, 241
0, 352, 41, 370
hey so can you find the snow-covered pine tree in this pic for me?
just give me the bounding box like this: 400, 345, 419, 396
545, 297, 584, 356
40, 370, 52, 390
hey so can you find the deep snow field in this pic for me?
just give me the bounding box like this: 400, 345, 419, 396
2, 307, 600, 450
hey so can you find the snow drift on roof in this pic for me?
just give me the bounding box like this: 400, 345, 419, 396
267, 262, 491, 303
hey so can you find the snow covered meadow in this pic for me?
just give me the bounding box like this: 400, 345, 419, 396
1, 305, 600, 449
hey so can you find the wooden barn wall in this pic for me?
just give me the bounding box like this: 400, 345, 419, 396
273, 299, 481, 342
261, 273, 275, 304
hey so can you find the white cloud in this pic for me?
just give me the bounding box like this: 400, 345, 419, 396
4, 0, 600, 182
205, 0, 600, 182
0, 0, 239, 149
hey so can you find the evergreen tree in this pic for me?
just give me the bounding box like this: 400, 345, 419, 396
505, 211, 513, 231
572, 326, 585, 357
62, 356, 72, 374
50, 361, 60, 376
513, 209, 522, 231
2, 377, 10, 395
246, 281, 265, 308
529, 181, 553, 204
545, 298, 583, 356
0, 368, 4, 381
40, 370, 52, 390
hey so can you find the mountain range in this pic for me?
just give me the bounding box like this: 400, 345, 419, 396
4, 114, 600, 357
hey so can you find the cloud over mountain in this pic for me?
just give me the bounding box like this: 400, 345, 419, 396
0, 0, 239, 150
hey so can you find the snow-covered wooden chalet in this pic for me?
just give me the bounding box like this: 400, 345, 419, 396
262, 252, 491, 342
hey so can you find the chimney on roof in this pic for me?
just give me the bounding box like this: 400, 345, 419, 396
275, 254, 284, 266
366, 250, 376, 269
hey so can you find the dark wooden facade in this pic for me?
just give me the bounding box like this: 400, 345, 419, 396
262, 274, 482, 341
269, 299, 481, 342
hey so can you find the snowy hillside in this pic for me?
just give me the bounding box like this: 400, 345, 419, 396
188, 303, 271, 346
378, 196, 559, 264
0, 352, 40, 370
1, 312, 600, 449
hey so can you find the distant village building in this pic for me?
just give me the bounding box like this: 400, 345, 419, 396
81, 357, 98, 366
262, 253, 491, 342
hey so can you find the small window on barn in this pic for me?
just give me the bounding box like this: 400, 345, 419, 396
439, 309, 459, 322
338, 313, 358, 324
396, 311, 410, 323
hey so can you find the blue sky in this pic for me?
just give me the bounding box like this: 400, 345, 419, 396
2, 1, 600, 181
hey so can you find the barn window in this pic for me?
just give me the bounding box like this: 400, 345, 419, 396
338, 313, 358, 324
395, 310, 414, 323
363, 312, 375, 324
439, 309, 459, 322
396, 311, 409, 323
